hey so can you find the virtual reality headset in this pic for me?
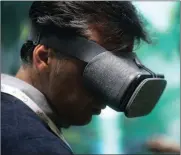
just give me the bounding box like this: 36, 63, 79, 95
30, 30, 167, 118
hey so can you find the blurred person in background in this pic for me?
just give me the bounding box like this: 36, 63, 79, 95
1, 1, 180, 155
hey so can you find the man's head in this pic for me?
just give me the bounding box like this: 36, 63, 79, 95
18, 1, 149, 126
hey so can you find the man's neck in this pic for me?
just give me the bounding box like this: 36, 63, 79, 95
15, 66, 70, 128
16, 66, 34, 86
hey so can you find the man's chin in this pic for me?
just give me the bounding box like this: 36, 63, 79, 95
71, 115, 93, 126
70, 110, 103, 126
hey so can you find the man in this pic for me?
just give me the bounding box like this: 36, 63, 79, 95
1, 1, 180, 155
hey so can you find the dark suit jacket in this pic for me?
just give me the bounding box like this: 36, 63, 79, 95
1, 92, 73, 155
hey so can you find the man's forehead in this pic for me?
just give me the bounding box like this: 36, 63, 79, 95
87, 24, 134, 53
87, 24, 102, 47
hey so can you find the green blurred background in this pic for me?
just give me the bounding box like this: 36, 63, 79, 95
1, 1, 180, 154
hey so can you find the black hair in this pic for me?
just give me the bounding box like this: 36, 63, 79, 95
21, 1, 150, 63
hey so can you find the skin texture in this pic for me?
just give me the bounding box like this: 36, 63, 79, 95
16, 28, 107, 126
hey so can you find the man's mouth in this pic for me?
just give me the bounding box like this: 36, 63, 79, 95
92, 102, 106, 110
92, 104, 106, 115
92, 108, 102, 115
88, 97, 106, 115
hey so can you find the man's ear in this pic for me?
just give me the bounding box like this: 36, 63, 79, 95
32, 45, 49, 71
